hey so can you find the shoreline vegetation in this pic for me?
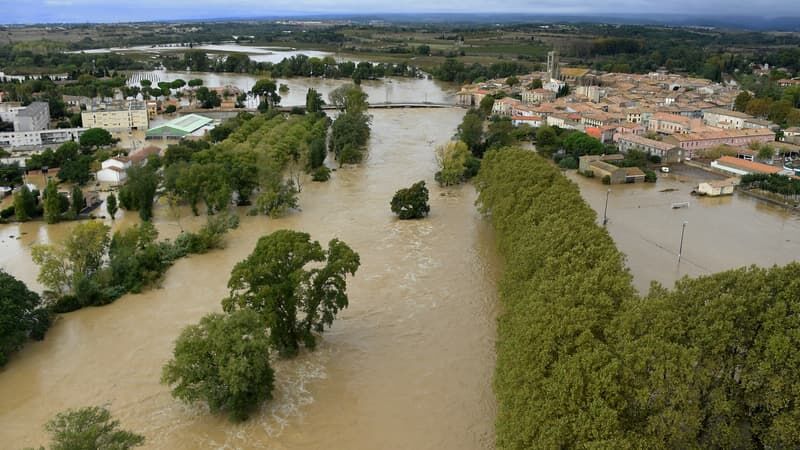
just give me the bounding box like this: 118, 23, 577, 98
476, 147, 800, 449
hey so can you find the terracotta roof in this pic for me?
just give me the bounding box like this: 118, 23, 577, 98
715, 156, 782, 174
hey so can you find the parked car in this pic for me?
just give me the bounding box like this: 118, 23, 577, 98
661, 166, 670, 173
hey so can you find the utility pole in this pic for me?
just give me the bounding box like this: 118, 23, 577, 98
602, 188, 610, 226
678, 221, 688, 263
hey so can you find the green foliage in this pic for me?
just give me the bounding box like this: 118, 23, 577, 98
162, 310, 273, 422
0, 162, 23, 187
57, 154, 93, 186
311, 166, 331, 182
305, 88, 324, 113
0, 270, 50, 366
457, 109, 485, 157
435, 140, 477, 186
485, 117, 515, 151
390, 180, 430, 220
562, 132, 605, 158
223, 230, 360, 358
164, 104, 177, 114
330, 111, 371, 165
119, 164, 159, 221
534, 125, 559, 157
328, 84, 368, 114
44, 406, 144, 450
255, 178, 298, 218
251, 78, 281, 109
43, 179, 62, 224
70, 184, 85, 217
13, 184, 38, 221
79, 128, 113, 150
475, 148, 636, 448
558, 156, 578, 169
106, 192, 118, 220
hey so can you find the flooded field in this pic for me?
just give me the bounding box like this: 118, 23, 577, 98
568, 169, 800, 293
0, 108, 499, 449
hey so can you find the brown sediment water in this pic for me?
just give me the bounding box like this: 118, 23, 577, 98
0, 108, 500, 449
567, 170, 800, 293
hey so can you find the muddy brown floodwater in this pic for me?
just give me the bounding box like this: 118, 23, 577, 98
0, 108, 500, 449
568, 170, 800, 293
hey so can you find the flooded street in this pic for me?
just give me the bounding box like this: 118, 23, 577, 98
0, 108, 499, 449
569, 170, 800, 293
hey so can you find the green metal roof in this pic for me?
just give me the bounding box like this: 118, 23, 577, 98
146, 114, 213, 137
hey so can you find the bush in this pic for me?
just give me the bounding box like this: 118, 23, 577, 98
648, 154, 662, 164
558, 156, 578, 169
311, 166, 331, 182
602, 174, 611, 185
644, 169, 657, 182
165, 104, 177, 114
390, 180, 430, 219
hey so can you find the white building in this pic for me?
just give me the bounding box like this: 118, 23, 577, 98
96, 157, 130, 184
0, 128, 86, 150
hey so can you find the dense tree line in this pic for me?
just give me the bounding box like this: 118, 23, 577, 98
160, 51, 420, 83
163, 111, 329, 216
32, 216, 238, 313
0, 42, 153, 76
476, 148, 800, 449
740, 172, 800, 201
432, 58, 531, 84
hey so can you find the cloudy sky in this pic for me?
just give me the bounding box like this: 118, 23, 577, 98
1, 0, 798, 24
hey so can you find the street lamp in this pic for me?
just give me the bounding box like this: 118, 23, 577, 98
602, 188, 611, 226
678, 221, 688, 263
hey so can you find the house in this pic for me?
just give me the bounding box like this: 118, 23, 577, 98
586, 160, 627, 184
521, 88, 556, 105
96, 157, 130, 184
703, 108, 754, 130
492, 98, 522, 116
617, 134, 684, 163
646, 112, 701, 135
697, 179, 737, 196
711, 156, 785, 176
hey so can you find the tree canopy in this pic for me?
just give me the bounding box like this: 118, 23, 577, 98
161, 310, 274, 422
44, 406, 144, 450
390, 180, 430, 220
223, 230, 361, 357
0, 270, 50, 366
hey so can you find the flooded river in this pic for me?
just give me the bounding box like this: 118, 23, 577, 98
0, 108, 500, 449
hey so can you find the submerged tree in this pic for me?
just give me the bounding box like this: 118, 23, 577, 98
161, 310, 274, 422
223, 230, 360, 357
390, 180, 430, 220
0, 270, 50, 366
44, 406, 144, 450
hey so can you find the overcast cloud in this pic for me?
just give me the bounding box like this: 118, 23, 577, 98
1, 0, 798, 24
